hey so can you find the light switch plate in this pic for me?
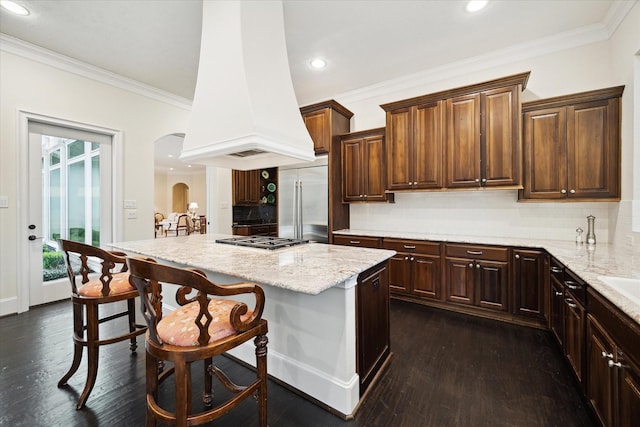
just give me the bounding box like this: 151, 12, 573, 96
126, 209, 137, 219
124, 199, 137, 209
0, 195, 8, 208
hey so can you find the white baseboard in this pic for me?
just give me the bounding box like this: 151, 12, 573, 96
0, 297, 18, 317
227, 342, 360, 417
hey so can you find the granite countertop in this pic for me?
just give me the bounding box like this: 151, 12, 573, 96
111, 234, 395, 295
334, 229, 640, 324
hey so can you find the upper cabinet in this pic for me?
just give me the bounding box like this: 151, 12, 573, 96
300, 100, 353, 154
520, 86, 624, 201
381, 72, 529, 192
232, 169, 261, 206
385, 101, 444, 191
341, 128, 388, 202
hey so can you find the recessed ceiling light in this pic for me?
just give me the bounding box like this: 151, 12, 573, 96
466, 0, 488, 12
0, 0, 30, 16
309, 58, 327, 70
168, 154, 173, 158
187, 164, 192, 168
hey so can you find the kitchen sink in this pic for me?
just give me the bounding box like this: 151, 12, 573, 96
598, 276, 640, 305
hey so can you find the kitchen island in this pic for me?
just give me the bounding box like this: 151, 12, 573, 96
111, 234, 395, 417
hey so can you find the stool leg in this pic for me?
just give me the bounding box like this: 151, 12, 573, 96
127, 298, 138, 352
255, 334, 268, 427
58, 301, 84, 387
203, 357, 213, 406
174, 360, 191, 427
145, 353, 158, 427
76, 303, 99, 410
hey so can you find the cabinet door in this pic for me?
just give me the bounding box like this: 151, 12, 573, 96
512, 249, 546, 319
232, 169, 261, 205
387, 253, 410, 294
363, 135, 386, 201
386, 108, 413, 190
586, 314, 615, 427
522, 107, 567, 199
475, 259, 509, 312
357, 264, 390, 393
303, 108, 330, 154
445, 257, 474, 305
567, 98, 620, 199
446, 93, 481, 188
413, 101, 443, 189
412, 254, 441, 300
482, 86, 520, 187
342, 138, 364, 202
550, 277, 565, 347
618, 356, 640, 427
564, 296, 585, 384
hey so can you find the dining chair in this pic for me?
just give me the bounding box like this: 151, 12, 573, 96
57, 239, 147, 409
126, 256, 268, 427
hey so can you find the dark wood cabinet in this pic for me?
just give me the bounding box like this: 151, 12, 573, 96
333, 235, 381, 249
385, 101, 444, 190
232, 169, 261, 205
587, 288, 640, 427
446, 84, 522, 188
356, 262, 391, 393
512, 249, 547, 320
232, 223, 278, 237
564, 268, 586, 385
299, 100, 352, 243
549, 257, 565, 347
300, 100, 353, 155
444, 244, 509, 312
520, 86, 623, 201
381, 72, 529, 193
382, 239, 441, 299
341, 128, 388, 202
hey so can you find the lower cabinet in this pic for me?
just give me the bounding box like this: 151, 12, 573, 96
232, 224, 278, 236
444, 244, 509, 312
564, 269, 587, 385
382, 239, 441, 299
587, 288, 640, 427
512, 248, 547, 320
549, 257, 566, 346
356, 262, 390, 394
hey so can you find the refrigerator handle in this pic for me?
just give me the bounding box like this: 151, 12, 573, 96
293, 180, 299, 240
298, 180, 303, 239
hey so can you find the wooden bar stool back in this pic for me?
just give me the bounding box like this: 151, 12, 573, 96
126, 257, 269, 427
57, 239, 147, 409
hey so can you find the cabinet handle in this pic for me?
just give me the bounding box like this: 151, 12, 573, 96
403, 245, 416, 249
554, 291, 563, 297
565, 298, 577, 309
469, 263, 474, 268
349, 240, 360, 244
561, 189, 567, 194
467, 250, 483, 255
359, 195, 364, 198
564, 281, 580, 290
569, 189, 576, 194
514, 254, 520, 259
476, 263, 480, 268
475, 178, 480, 183
608, 360, 622, 369
404, 256, 409, 260
601, 351, 613, 360
481, 178, 487, 183
410, 257, 415, 261
551, 267, 563, 273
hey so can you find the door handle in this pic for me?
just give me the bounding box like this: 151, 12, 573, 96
28, 235, 43, 241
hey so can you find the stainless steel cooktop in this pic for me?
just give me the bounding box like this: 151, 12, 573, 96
215, 236, 309, 250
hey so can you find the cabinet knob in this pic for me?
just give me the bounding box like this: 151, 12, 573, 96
569, 189, 576, 194
554, 291, 563, 297
561, 189, 567, 194
476, 263, 480, 268
601, 351, 613, 360
410, 257, 415, 261
514, 254, 520, 259
469, 263, 474, 268
608, 360, 622, 369
404, 256, 409, 260
359, 195, 364, 198
475, 178, 480, 183
481, 178, 487, 183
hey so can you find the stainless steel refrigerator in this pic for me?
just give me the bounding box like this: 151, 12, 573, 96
278, 156, 329, 243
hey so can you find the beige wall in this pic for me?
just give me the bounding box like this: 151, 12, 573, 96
154, 171, 207, 216
0, 50, 190, 308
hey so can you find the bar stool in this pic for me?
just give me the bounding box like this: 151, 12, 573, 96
126, 256, 268, 427
57, 239, 147, 409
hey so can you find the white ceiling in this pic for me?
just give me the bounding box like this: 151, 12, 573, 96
1, 0, 635, 173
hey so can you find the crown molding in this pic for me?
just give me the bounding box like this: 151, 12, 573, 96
0, 33, 193, 111
336, 1, 638, 106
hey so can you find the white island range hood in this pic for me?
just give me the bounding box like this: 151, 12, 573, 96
181, 0, 316, 170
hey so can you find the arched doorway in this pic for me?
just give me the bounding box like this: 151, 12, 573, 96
172, 182, 189, 213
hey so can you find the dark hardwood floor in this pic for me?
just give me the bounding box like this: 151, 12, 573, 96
0, 299, 597, 426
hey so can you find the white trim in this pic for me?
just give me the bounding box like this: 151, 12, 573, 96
0, 34, 192, 111
0, 297, 18, 317
16, 110, 124, 313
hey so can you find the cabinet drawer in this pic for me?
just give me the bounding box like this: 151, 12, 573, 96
333, 235, 381, 248
550, 257, 565, 282
445, 244, 508, 261
382, 238, 440, 255
564, 268, 586, 306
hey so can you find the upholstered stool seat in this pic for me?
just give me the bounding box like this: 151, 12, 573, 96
57, 239, 147, 410
127, 257, 268, 427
